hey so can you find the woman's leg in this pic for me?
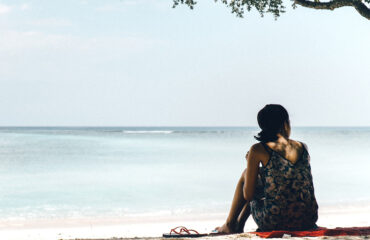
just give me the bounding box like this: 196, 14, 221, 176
216, 169, 251, 233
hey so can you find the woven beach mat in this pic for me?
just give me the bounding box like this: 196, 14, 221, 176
249, 226, 370, 238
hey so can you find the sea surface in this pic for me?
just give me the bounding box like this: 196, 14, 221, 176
1, 127, 370, 221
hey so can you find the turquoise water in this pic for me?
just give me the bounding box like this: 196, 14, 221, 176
0, 127, 370, 220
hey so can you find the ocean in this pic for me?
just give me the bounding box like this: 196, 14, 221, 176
1, 127, 370, 222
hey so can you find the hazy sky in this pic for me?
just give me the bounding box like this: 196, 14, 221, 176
0, 0, 369, 126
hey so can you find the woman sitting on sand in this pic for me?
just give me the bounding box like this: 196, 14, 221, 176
216, 104, 318, 233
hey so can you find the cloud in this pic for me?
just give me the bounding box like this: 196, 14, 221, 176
95, 0, 168, 12
0, 3, 30, 14
20, 3, 30, 11
0, 4, 11, 14
29, 18, 73, 27
0, 30, 157, 55
95, 4, 124, 12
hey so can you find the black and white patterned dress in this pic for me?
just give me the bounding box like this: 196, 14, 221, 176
250, 143, 318, 231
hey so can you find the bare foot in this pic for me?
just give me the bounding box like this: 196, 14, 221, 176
214, 222, 236, 234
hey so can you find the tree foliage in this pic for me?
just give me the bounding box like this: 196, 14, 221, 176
173, 0, 370, 20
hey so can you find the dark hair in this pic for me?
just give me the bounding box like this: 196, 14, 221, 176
254, 104, 289, 143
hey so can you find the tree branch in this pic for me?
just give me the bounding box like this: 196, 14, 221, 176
353, 1, 370, 19
294, 0, 370, 19
173, 0, 370, 20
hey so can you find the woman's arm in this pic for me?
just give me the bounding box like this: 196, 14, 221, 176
243, 145, 261, 201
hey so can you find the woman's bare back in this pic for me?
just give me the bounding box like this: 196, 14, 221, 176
265, 139, 303, 165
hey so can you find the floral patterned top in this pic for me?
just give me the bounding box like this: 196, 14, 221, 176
250, 142, 318, 231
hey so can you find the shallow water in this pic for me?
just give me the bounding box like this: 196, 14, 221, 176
0, 127, 369, 220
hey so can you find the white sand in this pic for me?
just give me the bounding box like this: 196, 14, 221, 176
0, 205, 370, 240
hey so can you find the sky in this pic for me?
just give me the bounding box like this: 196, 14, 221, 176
0, 0, 369, 126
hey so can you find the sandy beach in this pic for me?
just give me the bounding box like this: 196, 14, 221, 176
1, 203, 370, 240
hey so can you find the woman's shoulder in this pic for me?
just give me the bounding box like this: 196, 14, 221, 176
250, 142, 267, 152
289, 139, 308, 150
289, 140, 310, 160
249, 142, 271, 157
247, 143, 271, 166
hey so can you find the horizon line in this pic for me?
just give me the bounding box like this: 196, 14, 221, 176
1, 125, 370, 128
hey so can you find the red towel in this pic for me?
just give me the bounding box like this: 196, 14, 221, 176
250, 227, 370, 238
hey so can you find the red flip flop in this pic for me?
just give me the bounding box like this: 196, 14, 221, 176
163, 226, 208, 238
